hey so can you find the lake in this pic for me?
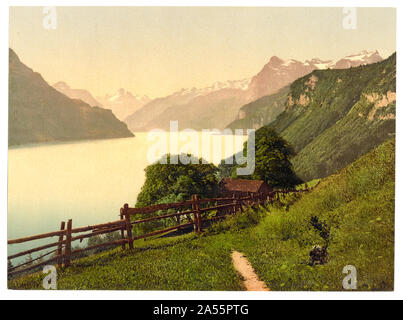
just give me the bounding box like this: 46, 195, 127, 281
8, 132, 246, 261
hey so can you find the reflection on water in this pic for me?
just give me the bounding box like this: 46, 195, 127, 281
8, 132, 246, 261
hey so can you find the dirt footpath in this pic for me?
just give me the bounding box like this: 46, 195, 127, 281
232, 251, 270, 291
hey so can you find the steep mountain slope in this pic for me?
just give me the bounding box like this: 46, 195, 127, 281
53, 81, 102, 107
227, 86, 289, 130
267, 53, 395, 181
245, 57, 315, 102
97, 89, 151, 121
9, 49, 133, 146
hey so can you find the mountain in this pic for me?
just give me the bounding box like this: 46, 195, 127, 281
332, 50, 383, 69
227, 50, 384, 130
228, 86, 290, 130
9, 49, 133, 146
53, 81, 102, 107
126, 50, 383, 132
97, 89, 151, 121
265, 52, 395, 181
244, 51, 381, 103
125, 79, 250, 131
245, 56, 316, 102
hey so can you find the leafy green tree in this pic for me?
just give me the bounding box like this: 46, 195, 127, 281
217, 157, 238, 180
136, 154, 219, 208
134, 154, 219, 235
235, 127, 302, 188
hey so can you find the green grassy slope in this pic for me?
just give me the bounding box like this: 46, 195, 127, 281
9, 139, 394, 290
233, 138, 394, 290
268, 53, 395, 181
9, 233, 244, 290
227, 86, 289, 130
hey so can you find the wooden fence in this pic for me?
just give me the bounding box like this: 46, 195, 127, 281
7, 189, 308, 277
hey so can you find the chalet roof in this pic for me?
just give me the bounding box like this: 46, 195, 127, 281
219, 178, 268, 193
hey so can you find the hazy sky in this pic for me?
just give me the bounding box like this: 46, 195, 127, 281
10, 7, 396, 98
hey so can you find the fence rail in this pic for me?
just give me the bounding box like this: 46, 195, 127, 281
7, 188, 309, 277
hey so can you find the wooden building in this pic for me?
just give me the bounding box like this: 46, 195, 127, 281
219, 178, 272, 197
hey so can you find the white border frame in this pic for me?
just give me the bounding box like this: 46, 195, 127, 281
0, 0, 401, 300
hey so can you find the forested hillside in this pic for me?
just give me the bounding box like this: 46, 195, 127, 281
268, 53, 395, 181
227, 86, 289, 130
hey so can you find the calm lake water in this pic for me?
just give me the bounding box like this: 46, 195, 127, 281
8, 132, 246, 261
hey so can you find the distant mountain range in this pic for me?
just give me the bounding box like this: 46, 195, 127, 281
125, 50, 383, 132
9, 49, 133, 146
227, 50, 383, 130
124, 79, 251, 132
10, 47, 386, 148
244, 51, 382, 102
53, 83, 151, 122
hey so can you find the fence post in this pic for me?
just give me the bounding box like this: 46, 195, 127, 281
192, 195, 197, 233
124, 203, 134, 250
192, 195, 201, 233
57, 221, 65, 267
120, 208, 126, 251
176, 211, 181, 226
232, 194, 237, 214
239, 194, 244, 213
196, 195, 202, 233
64, 219, 72, 268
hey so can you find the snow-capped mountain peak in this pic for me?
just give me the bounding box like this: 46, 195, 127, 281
105, 88, 150, 104
333, 50, 383, 69
343, 50, 380, 61
97, 89, 151, 121
246, 50, 383, 101
173, 78, 251, 98
305, 58, 334, 70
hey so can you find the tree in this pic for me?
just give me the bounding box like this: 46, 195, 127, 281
136, 154, 219, 208
235, 126, 302, 188
134, 154, 219, 235
217, 158, 238, 180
